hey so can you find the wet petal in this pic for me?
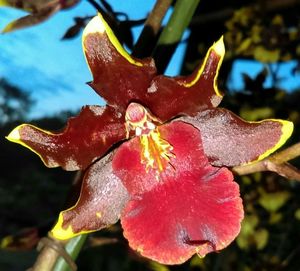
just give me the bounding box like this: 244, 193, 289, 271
6, 105, 126, 170
119, 123, 243, 264
144, 37, 225, 121
83, 14, 157, 111
181, 108, 293, 167
51, 152, 129, 240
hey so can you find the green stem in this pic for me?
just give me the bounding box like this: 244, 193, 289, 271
157, 0, 200, 45
154, 0, 201, 72
53, 235, 87, 271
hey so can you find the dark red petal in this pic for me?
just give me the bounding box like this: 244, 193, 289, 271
181, 108, 294, 167
51, 152, 129, 240
118, 123, 243, 264
83, 14, 157, 111
121, 171, 242, 264
6, 105, 126, 170
143, 37, 225, 121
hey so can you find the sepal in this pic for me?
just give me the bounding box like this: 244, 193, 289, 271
181, 108, 294, 166
143, 37, 225, 121
83, 14, 157, 111
51, 152, 130, 240
6, 105, 127, 170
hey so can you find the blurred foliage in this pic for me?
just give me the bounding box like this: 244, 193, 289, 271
0, 78, 32, 125
1, 0, 300, 270
224, 7, 300, 63
0, 92, 75, 269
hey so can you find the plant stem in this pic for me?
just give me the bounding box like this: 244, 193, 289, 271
132, 0, 173, 58
269, 142, 300, 164
31, 243, 60, 271
53, 235, 88, 271
29, 235, 87, 271
153, 0, 201, 73
232, 142, 300, 180
157, 0, 200, 45
86, 0, 103, 12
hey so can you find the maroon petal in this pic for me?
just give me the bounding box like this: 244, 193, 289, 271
116, 123, 242, 264
51, 152, 129, 240
144, 37, 225, 121
0, 0, 80, 33
6, 105, 126, 170
181, 108, 294, 167
2, 7, 60, 33
83, 14, 157, 111
83, 14, 225, 122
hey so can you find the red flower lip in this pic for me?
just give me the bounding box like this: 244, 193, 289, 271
6, 13, 293, 264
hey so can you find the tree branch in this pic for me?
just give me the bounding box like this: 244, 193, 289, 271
232, 142, 300, 180
132, 0, 173, 58
29, 240, 60, 271
86, 0, 103, 13
53, 235, 88, 271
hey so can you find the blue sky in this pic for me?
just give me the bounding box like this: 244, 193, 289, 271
228, 60, 300, 92
1, 1, 299, 119
0, 0, 187, 119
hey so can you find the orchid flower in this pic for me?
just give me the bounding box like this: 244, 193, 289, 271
6, 13, 293, 264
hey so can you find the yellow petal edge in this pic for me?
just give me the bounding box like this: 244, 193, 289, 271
2, 21, 17, 33
82, 13, 142, 67
5, 124, 58, 168
184, 36, 225, 97
0, 0, 8, 6
50, 211, 101, 240
246, 119, 294, 165
50, 212, 76, 240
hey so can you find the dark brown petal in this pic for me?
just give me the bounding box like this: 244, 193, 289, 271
144, 37, 225, 121
6, 105, 126, 170
51, 152, 130, 240
181, 108, 293, 167
83, 14, 157, 111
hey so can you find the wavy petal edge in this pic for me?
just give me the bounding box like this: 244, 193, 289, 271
183, 36, 225, 98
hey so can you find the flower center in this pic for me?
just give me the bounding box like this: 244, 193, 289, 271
125, 103, 174, 174
140, 130, 174, 173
